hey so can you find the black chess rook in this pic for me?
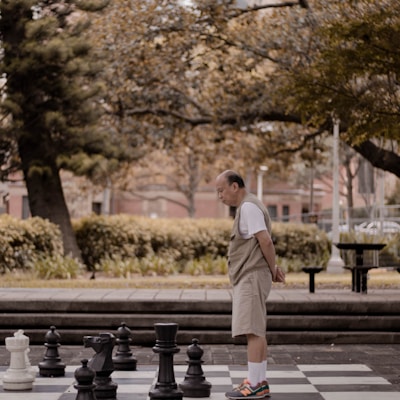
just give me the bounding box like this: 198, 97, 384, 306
179, 338, 212, 397
74, 359, 97, 400
112, 322, 137, 371
38, 325, 66, 377
149, 323, 183, 400
84, 332, 118, 400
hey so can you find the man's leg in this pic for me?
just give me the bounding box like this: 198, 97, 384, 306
247, 334, 267, 385
247, 334, 266, 362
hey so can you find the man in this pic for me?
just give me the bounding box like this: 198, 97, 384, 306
215, 170, 285, 399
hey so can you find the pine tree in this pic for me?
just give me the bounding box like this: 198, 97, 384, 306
0, 0, 114, 258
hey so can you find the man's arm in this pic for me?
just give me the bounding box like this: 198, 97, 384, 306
254, 230, 285, 283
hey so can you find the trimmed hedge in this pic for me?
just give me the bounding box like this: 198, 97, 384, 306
73, 215, 153, 271
73, 214, 331, 273
73, 215, 233, 271
273, 222, 331, 271
0, 214, 331, 275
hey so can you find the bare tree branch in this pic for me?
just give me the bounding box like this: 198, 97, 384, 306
272, 128, 326, 156
201, 32, 278, 63
126, 191, 190, 213
124, 107, 301, 126
238, 2, 303, 15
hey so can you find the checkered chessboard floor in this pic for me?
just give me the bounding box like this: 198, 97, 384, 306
0, 364, 399, 400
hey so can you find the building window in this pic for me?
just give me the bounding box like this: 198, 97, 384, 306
22, 196, 30, 219
267, 205, 277, 220
147, 199, 162, 219
282, 205, 290, 222
92, 202, 102, 215
301, 206, 309, 223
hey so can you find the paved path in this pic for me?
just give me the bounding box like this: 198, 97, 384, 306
1, 287, 399, 302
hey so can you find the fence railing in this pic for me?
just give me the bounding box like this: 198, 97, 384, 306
274, 205, 400, 235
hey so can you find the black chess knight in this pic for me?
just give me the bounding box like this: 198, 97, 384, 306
84, 333, 118, 400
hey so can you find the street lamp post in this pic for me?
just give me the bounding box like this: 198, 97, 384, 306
327, 118, 344, 272
257, 165, 268, 202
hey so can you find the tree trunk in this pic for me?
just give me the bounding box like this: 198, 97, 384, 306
19, 145, 82, 260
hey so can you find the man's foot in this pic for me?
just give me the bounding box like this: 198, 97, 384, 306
225, 379, 270, 399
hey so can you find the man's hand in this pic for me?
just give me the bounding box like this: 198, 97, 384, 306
274, 266, 286, 283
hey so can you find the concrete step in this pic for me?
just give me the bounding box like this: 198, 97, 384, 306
1, 313, 400, 331
1, 290, 400, 345
2, 297, 400, 314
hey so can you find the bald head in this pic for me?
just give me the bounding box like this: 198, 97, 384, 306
217, 170, 245, 188
216, 170, 246, 207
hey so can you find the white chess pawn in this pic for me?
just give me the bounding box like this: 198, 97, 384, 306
2, 330, 35, 390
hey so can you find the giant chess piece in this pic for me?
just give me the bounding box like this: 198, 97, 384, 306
3, 330, 35, 390
74, 359, 97, 400
179, 338, 212, 397
149, 323, 183, 400
38, 325, 66, 377
112, 322, 137, 371
84, 332, 118, 400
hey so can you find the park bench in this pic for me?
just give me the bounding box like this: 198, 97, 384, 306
302, 267, 324, 293
343, 265, 380, 294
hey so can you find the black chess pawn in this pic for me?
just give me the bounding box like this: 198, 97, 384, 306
112, 322, 137, 371
74, 359, 97, 400
179, 338, 212, 397
149, 323, 183, 400
38, 325, 66, 377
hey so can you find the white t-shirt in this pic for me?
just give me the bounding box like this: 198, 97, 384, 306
239, 202, 267, 239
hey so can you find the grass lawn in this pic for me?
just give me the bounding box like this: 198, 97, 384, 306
1, 269, 399, 290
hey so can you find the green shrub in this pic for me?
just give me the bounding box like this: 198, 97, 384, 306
383, 233, 400, 265
73, 215, 232, 270
73, 215, 153, 270
33, 254, 83, 279
0, 215, 63, 273
183, 255, 228, 276
95, 255, 142, 278
140, 217, 231, 261
136, 254, 180, 276
22, 216, 63, 254
74, 215, 331, 274
0, 214, 333, 277
272, 222, 331, 272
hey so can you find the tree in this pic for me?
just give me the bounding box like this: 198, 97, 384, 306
278, 0, 400, 176
0, 0, 128, 257
87, 1, 309, 194
138, 125, 220, 218
90, 0, 400, 180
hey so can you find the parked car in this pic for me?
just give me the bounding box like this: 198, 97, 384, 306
326, 224, 355, 239
354, 221, 368, 232
338, 224, 351, 232
357, 221, 400, 235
